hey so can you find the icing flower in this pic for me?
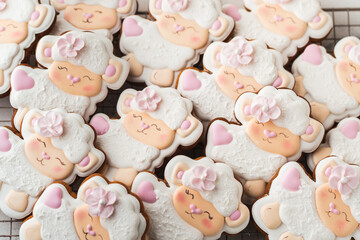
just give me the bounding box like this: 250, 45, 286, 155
222, 38, 254, 67
168, 0, 189, 12
57, 33, 85, 58
349, 45, 360, 65
0, 0, 6, 11
189, 166, 217, 191
329, 166, 359, 195
251, 96, 281, 123
34, 111, 64, 138
85, 187, 117, 218
135, 87, 162, 112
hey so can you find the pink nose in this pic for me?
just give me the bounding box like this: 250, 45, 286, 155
140, 122, 149, 131
83, 13, 93, 20
190, 204, 202, 214
264, 130, 277, 138
174, 24, 185, 32
87, 225, 96, 236
274, 14, 283, 22
67, 75, 80, 84
42, 152, 50, 160
234, 81, 244, 89
0, 27, 5, 32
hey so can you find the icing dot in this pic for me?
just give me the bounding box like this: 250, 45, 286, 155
211, 20, 221, 31
44, 47, 52, 58
105, 65, 116, 77
341, 177, 348, 184
230, 210, 241, 221
177, 170, 184, 179
99, 199, 107, 206
31, 11, 40, 21
180, 120, 191, 130
305, 125, 314, 135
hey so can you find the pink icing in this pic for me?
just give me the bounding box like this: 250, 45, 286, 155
329, 165, 359, 195
168, 0, 189, 12
156, 0, 162, 9
312, 15, 321, 23
85, 187, 117, 218
137, 181, 157, 203
349, 45, 360, 64
34, 111, 64, 138
224, 5, 241, 21
0, 27, 4, 32
222, 37, 254, 67
272, 77, 282, 88
42, 152, 50, 160
189, 204, 202, 214
79, 156, 90, 167
230, 209, 241, 221
83, 12, 93, 20
329, 202, 340, 215
264, 130, 277, 138
211, 20, 221, 31
177, 170, 184, 179
87, 225, 96, 236
181, 70, 202, 91
44, 47, 52, 58
350, 73, 359, 83
123, 17, 143, 37
189, 165, 217, 191
105, 65, 116, 77
135, 87, 162, 112
119, 0, 127, 7
273, 14, 283, 22
281, 167, 301, 192
90, 115, 110, 136
58, 0, 65, 3
140, 122, 150, 130
125, 97, 132, 107
344, 44, 353, 54
305, 125, 314, 135
31, 11, 40, 21
57, 33, 85, 58
11, 69, 35, 91
211, 123, 233, 146
0, 129, 11, 152
244, 105, 251, 116
174, 24, 185, 33
44, 187, 63, 209
340, 120, 359, 139
180, 120, 191, 130
325, 167, 333, 177
234, 81, 244, 89
302, 44, 323, 65
250, 96, 281, 123
67, 75, 80, 84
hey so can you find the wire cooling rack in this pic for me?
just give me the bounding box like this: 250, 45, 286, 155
0, 3, 360, 240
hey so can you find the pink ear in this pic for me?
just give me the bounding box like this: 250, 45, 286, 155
31, 11, 40, 21
105, 65, 116, 77
302, 44, 323, 65
280, 167, 301, 191
211, 123, 233, 146
90, 116, 110, 135
211, 20, 222, 31
311, 15, 321, 23
0, 129, 11, 152
44, 187, 63, 209
155, 0, 162, 9
229, 209, 241, 220
344, 44, 354, 54
305, 125, 314, 135
180, 70, 202, 91
11, 69, 35, 91
78, 156, 90, 167
137, 181, 157, 203
272, 77, 282, 88
44, 47, 52, 58
123, 17, 143, 37
325, 167, 332, 177
119, 0, 127, 7
180, 120, 191, 130
340, 120, 359, 139
177, 170, 184, 180
224, 5, 241, 21
244, 104, 251, 116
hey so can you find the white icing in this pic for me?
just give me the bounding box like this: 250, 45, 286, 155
348, 46, 360, 65
0, 0, 35, 22
60, 0, 120, 8
206, 121, 287, 182
177, 70, 236, 122
0, 44, 19, 70
120, 16, 195, 71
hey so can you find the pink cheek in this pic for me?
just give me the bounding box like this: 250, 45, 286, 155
249, 123, 261, 135
29, 140, 40, 150
101, 16, 114, 22
202, 219, 213, 229
283, 140, 294, 150
285, 25, 298, 32
159, 19, 168, 29
53, 166, 62, 173
159, 134, 169, 141
217, 74, 228, 85
336, 220, 346, 230
64, 12, 72, 21
50, 71, 62, 81
319, 189, 328, 198
83, 85, 95, 92
338, 61, 349, 71
12, 31, 24, 38
174, 192, 186, 204
74, 209, 86, 221
191, 36, 200, 42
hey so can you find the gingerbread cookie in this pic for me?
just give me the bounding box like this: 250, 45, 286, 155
223, 0, 332, 63
308, 117, 360, 170
10, 31, 129, 130
90, 86, 203, 186
177, 36, 294, 122
131, 155, 250, 240
50, 0, 137, 39
20, 175, 147, 240
253, 156, 360, 240
0, 108, 104, 219
0, 0, 55, 96
205, 86, 324, 199
120, 0, 234, 87
292, 37, 360, 130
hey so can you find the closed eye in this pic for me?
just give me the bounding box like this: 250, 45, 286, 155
83, 75, 93, 81
328, 188, 336, 199
246, 84, 256, 91
165, 15, 176, 21
350, 63, 357, 71
279, 133, 288, 138
58, 66, 68, 71
36, 138, 46, 147
256, 120, 264, 126
186, 26, 198, 32
342, 212, 350, 222
56, 157, 66, 166
95, 10, 103, 14
265, 5, 276, 11
133, 114, 143, 120
88, 212, 93, 221
286, 17, 296, 24
224, 71, 235, 79
151, 124, 161, 131
204, 211, 213, 220
185, 189, 194, 199
7, 24, 17, 28
74, 8, 83, 11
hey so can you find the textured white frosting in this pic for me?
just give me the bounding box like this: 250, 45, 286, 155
0, 44, 19, 69
0, 0, 35, 22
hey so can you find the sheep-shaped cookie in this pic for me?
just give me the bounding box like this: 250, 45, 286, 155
0, 0, 55, 95
49, 0, 137, 39
253, 156, 360, 240
308, 117, 360, 171
205, 86, 324, 199
131, 155, 250, 240
223, 0, 332, 64
20, 175, 147, 240
177, 36, 294, 122
0, 108, 104, 219
10, 31, 129, 130
292, 37, 360, 130
90, 86, 203, 186
120, 0, 234, 87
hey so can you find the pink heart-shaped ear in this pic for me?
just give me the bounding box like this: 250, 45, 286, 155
280, 167, 301, 192
119, 0, 127, 7
0, 129, 11, 152
90, 115, 110, 136
44, 186, 63, 209
11, 69, 35, 91
302, 44, 323, 65
180, 70, 202, 91
224, 5, 241, 21
123, 17, 143, 37
340, 120, 359, 139
211, 123, 233, 146
137, 181, 157, 203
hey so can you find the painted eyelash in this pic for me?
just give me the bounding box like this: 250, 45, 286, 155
350, 63, 357, 71
256, 120, 265, 126
204, 211, 213, 220
165, 15, 176, 21
185, 189, 195, 199
286, 17, 295, 24
37, 138, 46, 147
74, 8, 83, 11
133, 114, 143, 120
88, 212, 93, 221
246, 84, 256, 91
56, 157, 66, 166
328, 188, 336, 199
7, 24, 17, 28
83, 76, 93, 81
265, 5, 276, 11
58, 66, 68, 71
95, 10, 103, 14
187, 26, 198, 32
279, 133, 289, 138
151, 124, 161, 131
224, 71, 235, 78
342, 212, 350, 222
36, 158, 45, 165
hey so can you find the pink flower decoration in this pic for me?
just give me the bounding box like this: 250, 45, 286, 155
251, 96, 281, 123
329, 166, 359, 195
0, 0, 6, 11
85, 187, 117, 219
222, 38, 254, 67
168, 0, 189, 12
57, 33, 85, 58
189, 166, 217, 191
135, 87, 162, 112
34, 111, 64, 138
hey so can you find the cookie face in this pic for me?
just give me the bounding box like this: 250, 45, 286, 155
224, 0, 333, 63
10, 31, 130, 130
252, 157, 360, 239
0, 0, 55, 95
131, 156, 250, 240
19, 175, 147, 240
50, 0, 136, 39
205, 86, 324, 199
120, 0, 234, 87
0, 108, 104, 219
292, 37, 360, 130
177, 37, 294, 122
90, 86, 203, 186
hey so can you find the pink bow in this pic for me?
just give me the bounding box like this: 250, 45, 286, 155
222, 37, 254, 67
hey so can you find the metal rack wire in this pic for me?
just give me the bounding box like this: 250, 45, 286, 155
0, 6, 359, 240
